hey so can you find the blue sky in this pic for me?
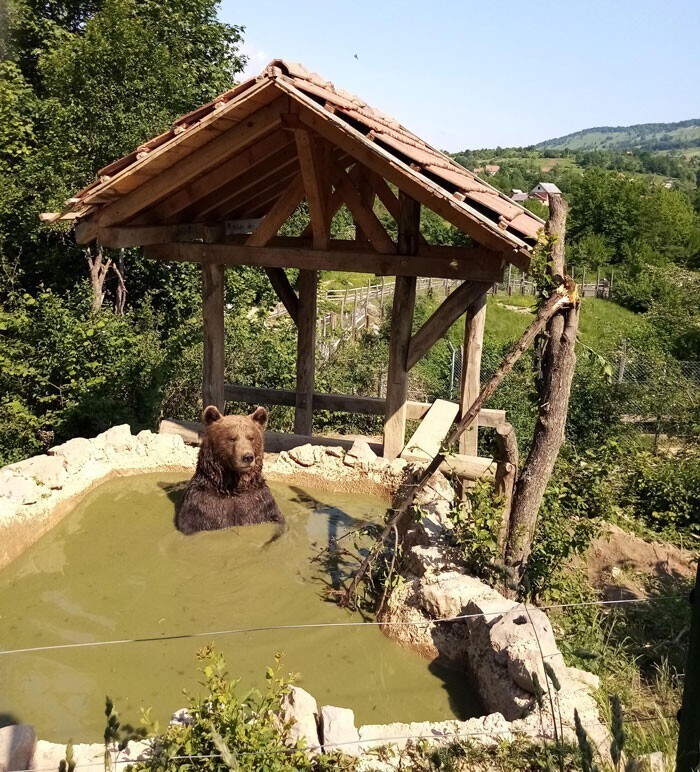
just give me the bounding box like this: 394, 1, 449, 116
219, 0, 700, 151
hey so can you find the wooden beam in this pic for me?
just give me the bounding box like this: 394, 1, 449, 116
265, 267, 298, 325
202, 263, 225, 411
159, 419, 383, 456
221, 167, 300, 221
406, 280, 490, 370
143, 241, 504, 282
96, 97, 287, 227
295, 128, 330, 250
384, 192, 420, 459
332, 162, 396, 254
294, 269, 317, 434
221, 383, 505, 425
148, 131, 293, 221
246, 173, 306, 247
459, 291, 487, 456
75, 218, 98, 244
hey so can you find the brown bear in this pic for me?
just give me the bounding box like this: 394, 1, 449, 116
175, 405, 283, 535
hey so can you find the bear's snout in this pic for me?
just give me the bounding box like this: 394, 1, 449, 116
241, 452, 255, 464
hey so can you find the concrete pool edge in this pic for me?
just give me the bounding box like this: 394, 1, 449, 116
0, 427, 609, 768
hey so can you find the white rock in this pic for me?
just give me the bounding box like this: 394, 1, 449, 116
32, 739, 148, 770
633, 751, 668, 772
141, 432, 185, 459
280, 686, 320, 751
567, 665, 601, 691
0, 724, 36, 772
0, 472, 40, 505
48, 437, 93, 475
463, 597, 520, 629
288, 444, 318, 467
321, 705, 360, 756
345, 439, 377, 466
7, 455, 66, 489
0, 497, 20, 523
325, 446, 345, 458
169, 707, 193, 727
419, 572, 503, 619
93, 424, 137, 456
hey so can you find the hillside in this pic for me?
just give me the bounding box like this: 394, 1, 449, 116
537, 118, 700, 153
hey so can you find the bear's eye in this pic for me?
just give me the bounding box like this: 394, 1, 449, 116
230, 435, 239, 443
246, 435, 254, 442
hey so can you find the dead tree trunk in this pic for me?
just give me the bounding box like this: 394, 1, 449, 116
113, 249, 127, 314
505, 195, 580, 577
85, 244, 112, 313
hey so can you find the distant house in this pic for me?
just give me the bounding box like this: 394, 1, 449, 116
529, 182, 561, 206
510, 188, 528, 203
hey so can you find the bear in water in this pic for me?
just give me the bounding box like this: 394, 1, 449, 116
175, 405, 283, 535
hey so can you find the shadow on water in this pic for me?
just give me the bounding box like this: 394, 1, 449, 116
0, 712, 21, 729
427, 660, 484, 720
288, 485, 374, 594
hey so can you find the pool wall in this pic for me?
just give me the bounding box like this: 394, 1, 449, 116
0, 425, 608, 769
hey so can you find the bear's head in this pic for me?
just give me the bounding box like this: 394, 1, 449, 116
197, 405, 268, 488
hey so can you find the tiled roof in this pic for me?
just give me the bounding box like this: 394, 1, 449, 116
57, 60, 545, 257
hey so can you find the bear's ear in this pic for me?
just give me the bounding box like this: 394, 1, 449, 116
249, 406, 268, 427
202, 405, 223, 425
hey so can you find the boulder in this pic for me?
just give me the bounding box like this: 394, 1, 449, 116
0, 472, 40, 505
343, 439, 376, 468
288, 444, 318, 467
0, 498, 20, 523
6, 455, 66, 489
567, 665, 601, 691
169, 708, 193, 727
418, 572, 503, 619
280, 686, 320, 751
32, 739, 148, 770
0, 724, 36, 772
320, 705, 360, 756
139, 432, 186, 460
325, 446, 345, 458
48, 437, 93, 475
489, 606, 559, 665
93, 424, 137, 456
463, 597, 520, 630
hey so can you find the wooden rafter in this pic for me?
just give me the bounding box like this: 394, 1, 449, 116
147, 131, 293, 222
96, 96, 288, 227
246, 173, 306, 247
294, 128, 330, 250
331, 161, 395, 254
406, 281, 490, 370
265, 267, 299, 325
216, 167, 300, 221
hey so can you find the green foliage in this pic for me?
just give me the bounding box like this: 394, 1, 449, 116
131, 647, 349, 771
104, 695, 147, 770
58, 742, 76, 772
445, 480, 503, 576
625, 448, 700, 536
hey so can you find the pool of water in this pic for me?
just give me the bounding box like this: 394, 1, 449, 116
0, 472, 481, 741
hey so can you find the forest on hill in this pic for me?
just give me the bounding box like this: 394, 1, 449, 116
1, 2, 699, 765
535, 117, 700, 153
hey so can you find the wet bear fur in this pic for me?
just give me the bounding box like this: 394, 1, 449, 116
175, 405, 283, 535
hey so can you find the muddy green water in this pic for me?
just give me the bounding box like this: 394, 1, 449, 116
0, 473, 480, 741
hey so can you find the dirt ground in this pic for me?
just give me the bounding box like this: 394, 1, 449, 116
584, 523, 697, 599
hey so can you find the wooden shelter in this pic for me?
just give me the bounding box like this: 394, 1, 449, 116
53, 60, 544, 462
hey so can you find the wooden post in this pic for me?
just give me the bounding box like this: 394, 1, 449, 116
459, 291, 487, 456
202, 263, 225, 411
494, 422, 519, 559
383, 192, 420, 458
380, 276, 386, 320
294, 269, 317, 435
676, 561, 700, 772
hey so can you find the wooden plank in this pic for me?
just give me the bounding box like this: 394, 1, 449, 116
294, 269, 317, 435
383, 192, 419, 459
406, 280, 490, 370
246, 173, 306, 246
96, 96, 287, 227
401, 398, 459, 462
459, 291, 487, 456
439, 454, 496, 481
295, 128, 330, 250
143, 241, 504, 282
202, 263, 225, 411
159, 419, 383, 455
220, 167, 300, 221
264, 267, 299, 325
149, 131, 293, 221
332, 162, 396, 254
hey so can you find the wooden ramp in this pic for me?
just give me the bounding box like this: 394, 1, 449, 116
401, 399, 459, 462
400, 399, 498, 481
